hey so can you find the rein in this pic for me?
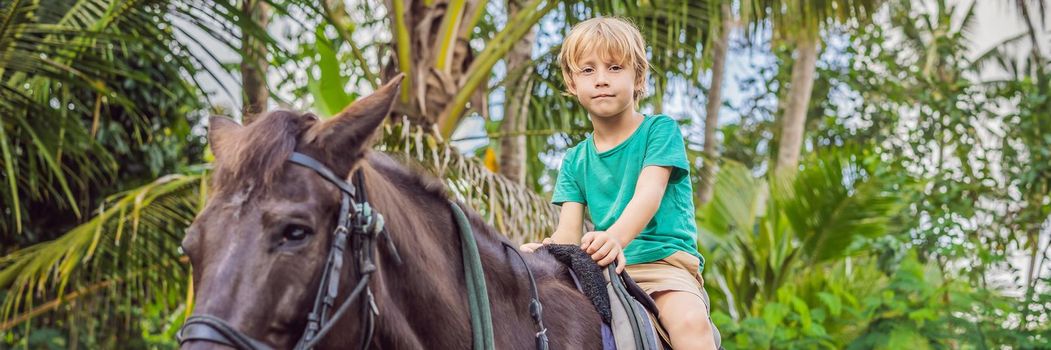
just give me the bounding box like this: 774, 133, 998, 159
177, 152, 548, 349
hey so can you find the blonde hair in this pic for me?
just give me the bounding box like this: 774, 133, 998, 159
558, 17, 649, 101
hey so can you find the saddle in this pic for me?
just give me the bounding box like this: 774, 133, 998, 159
544, 244, 669, 350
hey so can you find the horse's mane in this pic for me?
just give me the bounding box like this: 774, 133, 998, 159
366, 152, 510, 242
211, 110, 316, 195
366, 152, 450, 202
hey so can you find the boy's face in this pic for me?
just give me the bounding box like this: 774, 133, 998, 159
567, 53, 637, 119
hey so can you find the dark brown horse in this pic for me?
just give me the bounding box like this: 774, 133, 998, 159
179, 77, 602, 349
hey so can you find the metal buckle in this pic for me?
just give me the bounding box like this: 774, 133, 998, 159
352, 203, 373, 235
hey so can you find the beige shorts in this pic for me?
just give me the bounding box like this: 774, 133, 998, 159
626, 251, 722, 348
625, 250, 706, 300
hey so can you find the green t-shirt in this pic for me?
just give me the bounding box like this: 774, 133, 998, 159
552, 114, 704, 271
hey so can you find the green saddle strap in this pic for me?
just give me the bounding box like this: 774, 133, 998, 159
450, 202, 495, 350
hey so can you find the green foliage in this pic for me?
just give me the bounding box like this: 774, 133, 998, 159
702, 0, 1051, 347
0, 170, 202, 347
700, 147, 905, 317
0, 0, 245, 344
306, 27, 357, 117
0, 0, 211, 240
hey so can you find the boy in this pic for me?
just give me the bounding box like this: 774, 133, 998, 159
519, 17, 720, 349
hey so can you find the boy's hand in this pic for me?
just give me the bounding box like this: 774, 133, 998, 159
581, 231, 627, 273
519, 238, 553, 253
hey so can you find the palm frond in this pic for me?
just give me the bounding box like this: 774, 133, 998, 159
970, 31, 1030, 80
0, 168, 204, 339
700, 148, 906, 319
439, 0, 560, 137
0, 0, 322, 235
0, 0, 228, 234
698, 159, 763, 255
778, 150, 903, 264
380, 118, 559, 244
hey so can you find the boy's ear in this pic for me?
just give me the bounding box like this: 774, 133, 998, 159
634, 75, 646, 100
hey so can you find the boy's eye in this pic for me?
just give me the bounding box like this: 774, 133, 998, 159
581, 67, 594, 74
610, 65, 623, 71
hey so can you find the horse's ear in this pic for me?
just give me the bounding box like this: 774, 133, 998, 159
208, 116, 242, 161
306, 74, 403, 174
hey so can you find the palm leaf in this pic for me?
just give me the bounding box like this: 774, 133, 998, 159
380, 118, 559, 244
0, 0, 298, 234
778, 150, 903, 264
439, 0, 560, 137
0, 168, 203, 338
700, 148, 905, 319
699, 159, 763, 246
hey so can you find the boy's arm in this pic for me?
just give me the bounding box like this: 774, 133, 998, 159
519, 202, 585, 252
548, 202, 586, 244
581, 165, 672, 271
606, 165, 672, 246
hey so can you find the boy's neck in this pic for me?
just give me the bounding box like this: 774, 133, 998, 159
591, 108, 644, 147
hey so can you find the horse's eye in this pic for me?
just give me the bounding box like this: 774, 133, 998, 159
282, 225, 313, 241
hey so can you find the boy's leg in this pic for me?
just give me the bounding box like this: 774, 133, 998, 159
625, 251, 721, 350
652, 290, 717, 350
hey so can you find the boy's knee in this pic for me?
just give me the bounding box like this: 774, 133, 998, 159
661, 306, 717, 350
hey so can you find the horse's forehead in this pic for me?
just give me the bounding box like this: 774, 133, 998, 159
199, 174, 306, 215
225, 162, 328, 193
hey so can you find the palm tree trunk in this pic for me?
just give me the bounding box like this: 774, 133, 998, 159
697, 3, 732, 205
499, 0, 536, 185
241, 0, 269, 125
774, 37, 818, 174
388, 0, 479, 126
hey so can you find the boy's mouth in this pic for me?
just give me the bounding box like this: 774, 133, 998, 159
593, 94, 615, 99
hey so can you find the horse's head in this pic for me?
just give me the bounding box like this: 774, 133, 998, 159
179, 76, 402, 349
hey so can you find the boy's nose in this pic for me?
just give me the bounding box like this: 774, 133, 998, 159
594, 74, 609, 87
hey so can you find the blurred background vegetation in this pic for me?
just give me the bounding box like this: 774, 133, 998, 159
0, 0, 1048, 348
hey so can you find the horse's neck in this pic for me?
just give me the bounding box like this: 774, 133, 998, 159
359, 161, 479, 347
362, 158, 600, 348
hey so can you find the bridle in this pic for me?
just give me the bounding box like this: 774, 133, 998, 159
177, 152, 402, 350
176, 151, 549, 350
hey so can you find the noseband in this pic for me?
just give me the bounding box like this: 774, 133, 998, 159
177, 152, 402, 350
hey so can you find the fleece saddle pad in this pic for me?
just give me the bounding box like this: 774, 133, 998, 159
543, 244, 660, 324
